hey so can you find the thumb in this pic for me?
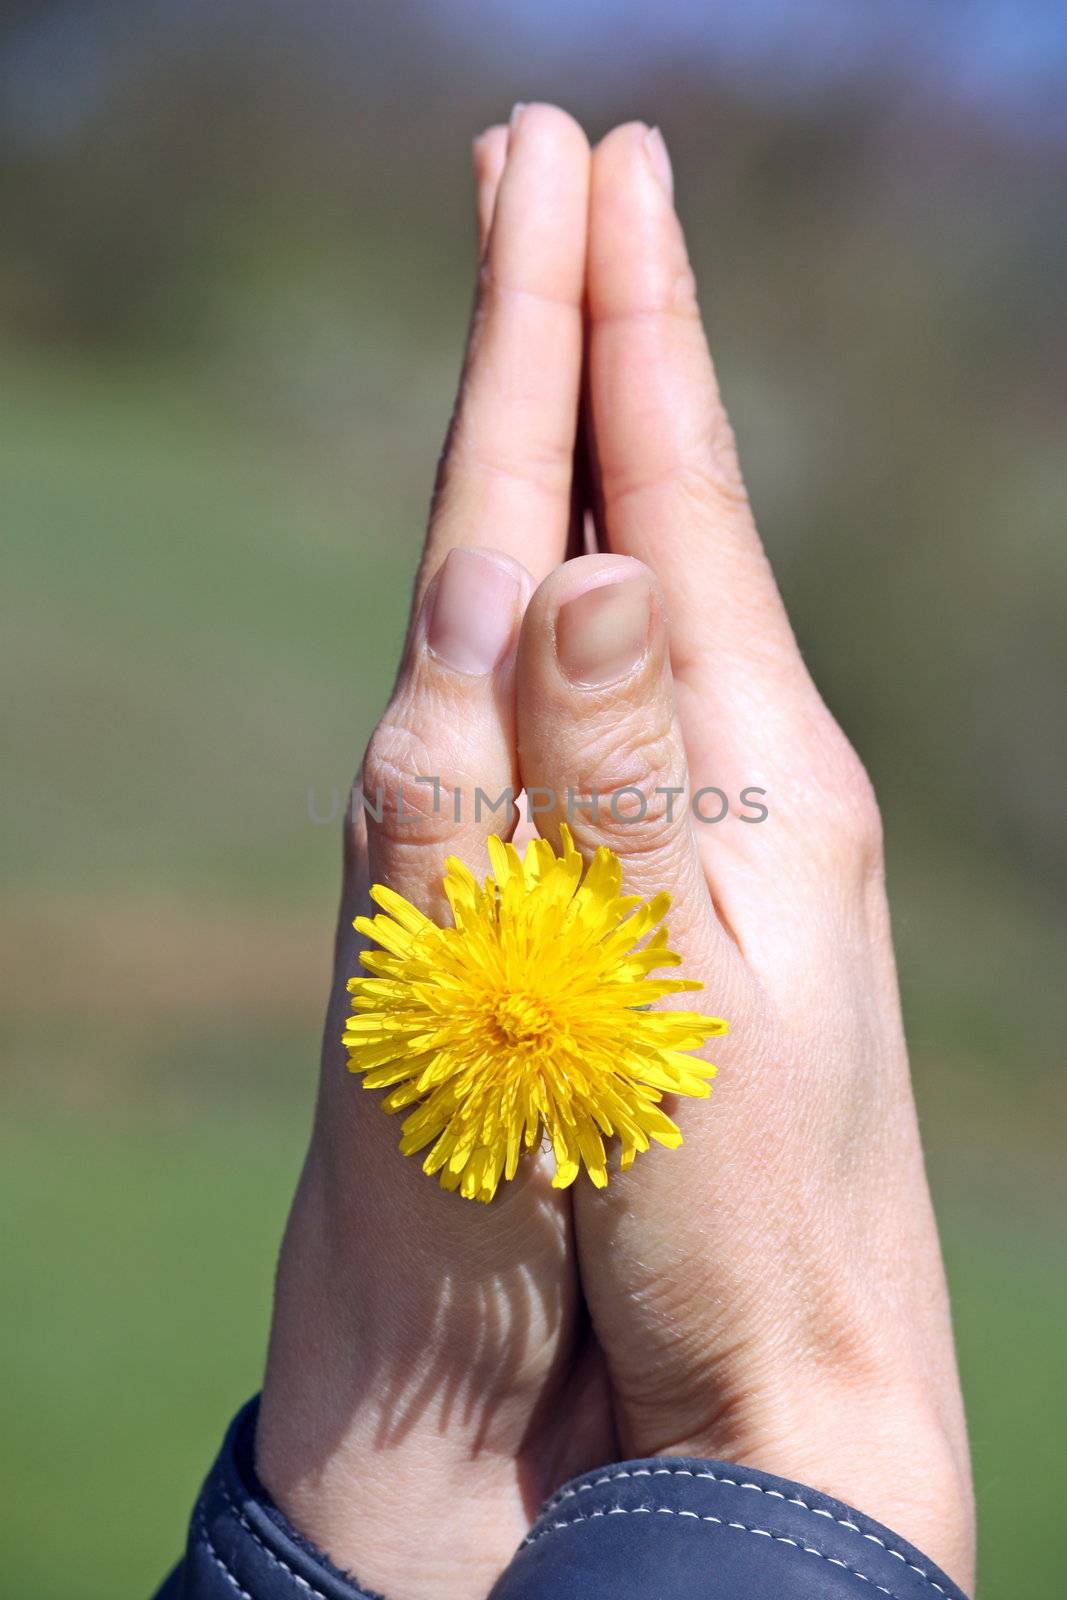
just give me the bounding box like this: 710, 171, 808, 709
515, 554, 728, 972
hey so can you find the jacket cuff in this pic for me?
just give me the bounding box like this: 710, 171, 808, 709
154, 1397, 385, 1600
490, 1455, 971, 1600
157, 1399, 971, 1600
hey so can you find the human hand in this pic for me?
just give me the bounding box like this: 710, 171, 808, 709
256, 104, 975, 1600
507, 121, 975, 1590
256, 106, 613, 1600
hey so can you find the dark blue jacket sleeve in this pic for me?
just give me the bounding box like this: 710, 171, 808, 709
156, 1398, 970, 1600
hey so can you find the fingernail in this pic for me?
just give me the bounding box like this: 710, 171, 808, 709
427, 548, 520, 676
556, 575, 651, 686
509, 101, 527, 135
644, 125, 674, 200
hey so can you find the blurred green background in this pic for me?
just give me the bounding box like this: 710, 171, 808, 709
2, 3, 1065, 1596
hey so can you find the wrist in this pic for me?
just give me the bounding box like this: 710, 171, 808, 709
255, 1158, 523, 1600
626, 1375, 975, 1594
255, 1139, 606, 1600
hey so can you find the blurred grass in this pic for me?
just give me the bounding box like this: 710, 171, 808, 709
0, 344, 418, 905
942, 1200, 1067, 1600
1, 1110, 304, 1600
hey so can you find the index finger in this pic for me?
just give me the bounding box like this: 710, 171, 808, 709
586, 122, 811, 774
411, 105, 590, 621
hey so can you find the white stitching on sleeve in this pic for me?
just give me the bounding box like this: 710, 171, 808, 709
217, 1476, 334, 1600
522, 1505, 899, 1597
541, 1467, 947, 1595
195, 1500, 254, 1600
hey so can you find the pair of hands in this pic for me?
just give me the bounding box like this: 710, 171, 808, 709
256, 107, 974, 1600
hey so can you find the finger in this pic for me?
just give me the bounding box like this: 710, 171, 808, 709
512, 558, 772, 1467
587, 123, 813, 771
589, 123, 884, 928
473, 120, 588, 608
327, 548, 575, 1232
515, 553, 743, 1002
472, 123, 508, 256
362, 545, 529, 923
414, 104, 590, 615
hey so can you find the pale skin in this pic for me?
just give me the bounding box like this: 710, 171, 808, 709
256, 106, 976, 1600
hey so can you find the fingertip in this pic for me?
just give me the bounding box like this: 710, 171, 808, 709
556, 576, 652, 688
588, 119, 692, 320
424, 546, 532, 678
472, 124, 508, 180
462, 544, 537, 588
644, 125, 674, 200
487, 104, 590, 299
508, 102, 590, 160
472, 125, 509, 253
593, 119, 650, 157
593, 116, 675, 200
450, 543, 538, 620
427, 105, 589, 613
521, 553, 664, 691
528, 552, 657, 617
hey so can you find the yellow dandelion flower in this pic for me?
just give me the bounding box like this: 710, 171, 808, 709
343, 825, 728, 1202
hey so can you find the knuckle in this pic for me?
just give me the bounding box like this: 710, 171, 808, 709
589, 711, 678, 795
447, 413, 574, 502
805, 718, 885, 871
683, 414, 750, 519
563, 714, 687, 850
661, 259, 701, 322
603, 421, 750, 525
848, 769, 884, 859
360, 716, 456, 850
832, 746, 883, 859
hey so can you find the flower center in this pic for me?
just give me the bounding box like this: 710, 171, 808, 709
491, 991, 554, 1046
